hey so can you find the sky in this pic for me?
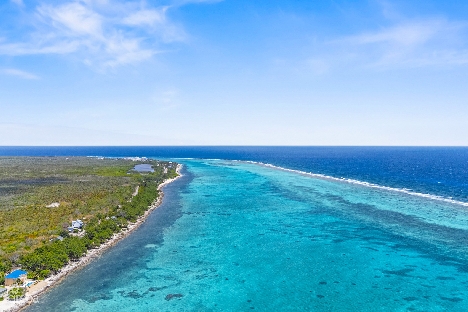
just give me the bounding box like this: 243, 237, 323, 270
1, 0, 468, 145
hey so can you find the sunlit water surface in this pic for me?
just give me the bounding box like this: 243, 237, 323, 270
25, 160, 468, 311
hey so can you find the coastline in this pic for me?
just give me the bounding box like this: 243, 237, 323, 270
2, 164, 183, 312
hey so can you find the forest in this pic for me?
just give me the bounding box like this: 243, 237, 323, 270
0, 157, 178, 282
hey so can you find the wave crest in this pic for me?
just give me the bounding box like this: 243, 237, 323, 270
239, 160, 468, 207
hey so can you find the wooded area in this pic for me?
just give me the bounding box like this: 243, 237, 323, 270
0, 157, 177, 282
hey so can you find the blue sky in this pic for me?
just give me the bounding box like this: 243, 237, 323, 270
1, 0, 468, 145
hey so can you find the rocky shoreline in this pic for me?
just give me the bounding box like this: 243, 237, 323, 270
1, 164, 182, 312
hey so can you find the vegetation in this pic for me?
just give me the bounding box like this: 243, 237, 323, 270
0, 157, 178, 282
8, 287, 25, 300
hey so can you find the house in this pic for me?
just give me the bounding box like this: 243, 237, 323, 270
72, 220, 83, 228
68, 219, 84, 232
4, 270, 27, 286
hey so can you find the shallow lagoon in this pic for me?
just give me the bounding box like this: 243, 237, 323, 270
26, 160, 468, 311
132, 164, 154, 173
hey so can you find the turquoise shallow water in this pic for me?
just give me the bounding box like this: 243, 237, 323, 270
26, 160, 468, 311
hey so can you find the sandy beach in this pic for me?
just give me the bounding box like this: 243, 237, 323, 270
1, 164, 183, 312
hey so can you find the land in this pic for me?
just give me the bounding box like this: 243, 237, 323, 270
0, 157, 180, 311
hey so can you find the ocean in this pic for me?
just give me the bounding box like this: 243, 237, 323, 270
4, 146, 468, 311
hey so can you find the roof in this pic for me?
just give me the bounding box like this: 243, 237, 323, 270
71, 220, 84, 228
5, 269, 27, 279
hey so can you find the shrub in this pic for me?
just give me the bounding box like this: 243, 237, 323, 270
63, 237, 87, 260
37, 270, 50, 280
20, 241, 69, 275
8, 287, 25, 300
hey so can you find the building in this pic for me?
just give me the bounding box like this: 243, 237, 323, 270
4, 270, 27, 286
68, 219, 84, 232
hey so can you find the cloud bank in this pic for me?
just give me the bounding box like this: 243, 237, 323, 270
0, 0, 187, 68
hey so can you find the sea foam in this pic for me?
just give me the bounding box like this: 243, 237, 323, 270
238, 160, 468, 208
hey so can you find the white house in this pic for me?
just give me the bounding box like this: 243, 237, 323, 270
68, 219, 84, 232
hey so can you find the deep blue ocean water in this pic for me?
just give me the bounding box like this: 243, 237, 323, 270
1, 146, 468, 202
3, 146, 467, 311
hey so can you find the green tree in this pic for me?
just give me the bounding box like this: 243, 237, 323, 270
0, 258, 12, 275
20, 241, 69, 275
8, 287, 25, 300
63, 237, 87, 260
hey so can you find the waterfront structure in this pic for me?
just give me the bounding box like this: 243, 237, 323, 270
4, 270, 27, 286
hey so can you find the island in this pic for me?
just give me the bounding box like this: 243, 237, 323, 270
0, 157, 180, 311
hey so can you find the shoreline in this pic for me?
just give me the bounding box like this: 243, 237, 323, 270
2, 164, 183, 312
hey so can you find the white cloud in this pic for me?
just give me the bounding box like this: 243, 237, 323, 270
333, 19, 468, 68
38, 2, 103, 37
1, 68, 39, 79
123, 8, 167, 27
103, 35, 155, 67
346, 21, 439, 46
0, 0, 189, 69
172, 0, 224, 4
0, 41, 80, 56
121, 7, 186, 42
